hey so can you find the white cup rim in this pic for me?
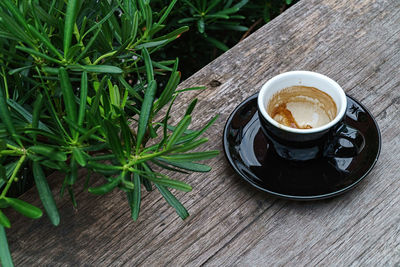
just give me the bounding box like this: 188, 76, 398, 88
257, 71, 347, 134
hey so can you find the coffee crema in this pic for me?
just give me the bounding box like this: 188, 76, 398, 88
267, 86, 337, 129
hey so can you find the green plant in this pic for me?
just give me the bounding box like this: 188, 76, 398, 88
0, 0, 218, 265
175, 0, 249, 51
151, 0, 297, 78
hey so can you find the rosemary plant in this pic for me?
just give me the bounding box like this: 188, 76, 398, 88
0, 0, 218, 265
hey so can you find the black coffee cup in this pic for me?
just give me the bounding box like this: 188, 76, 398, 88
257, 71, 364, 161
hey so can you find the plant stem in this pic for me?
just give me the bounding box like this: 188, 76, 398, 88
0, 154, 26, 198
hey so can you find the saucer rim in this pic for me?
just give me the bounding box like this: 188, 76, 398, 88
222, 93, 382, 200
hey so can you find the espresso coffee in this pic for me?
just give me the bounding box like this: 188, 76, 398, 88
267, 86, 337, 129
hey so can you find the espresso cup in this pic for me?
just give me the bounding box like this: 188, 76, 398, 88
257, 71, 364, 161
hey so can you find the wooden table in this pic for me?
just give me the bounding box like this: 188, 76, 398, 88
8, 0, 400, 265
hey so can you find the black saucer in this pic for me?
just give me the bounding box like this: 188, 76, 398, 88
223, 93, 381, 200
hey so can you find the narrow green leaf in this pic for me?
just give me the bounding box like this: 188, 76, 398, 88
104, 120, 125, 164
151, 159, 188, 174
175, 86, 206, 93
121, 14, 131, 43
0, 11, 34, 46
136, 80, 157, 152
27, 24, 63, 59
205, 36, 229, 51
5, 198, 42, 219
155, 69, 180, 112
0, 211, 10, 228
38, 88, 67, 139
81, 6, 118, 40
72, 147, 87, 167
157, 0, 177, 25
0, 225, 14, 267
155, 184, 189, 219
143, 1, 152, 31
142, 177, 152, 191
8, 65, 32, 75
151, 61, 173, 72
120, 114, 132, 156
28, 145, 67, 161
84, 169, 92, 190
0, 166, 5, 181
0, 0, 29, 31
162, 150, 219, 162
109, 83, 121, 108
129, 10, 139, 44
22, 129, 63, 144
214, 6, 239, 15
204, 14, 229, 19
63, 116, 103, 142
7, 99, 51, 133
67, 159, 78, 185
88, 176, 121, 195
185, 98, 198, 116
89, 154, 116, 161
123, 180, 134, 190
42, 67, 59, 75
181, 0, 200, 13
89, 76, 107, 117
4, 162, 17, 181
157, 94, 178, 150
166, 115, 191, 149
78, 72, 88, 126
232, 0, 249, 9
0, 85, 21, 146
205, 0, 223, 13
77, 65, 123, 74
33, 162, 60, 226
230, 15, 246, 19
100, 1, 122, 43
157, 159, 211, 172
77, 125, 102, 143
87, 161, 121, 172
75, 26, 102, 63
59, 67, 77, 124
131, 172, 141, 221
135, 39, 169, 49
119, 76, 143, 102
178, 18, 197, 24
219, 24, 248, 31
64, 0, 80, 57
67, 186, 77, 208
32, 93, 44, 137
172, 137, 208, 153
16, 46, 61, 64
142, 48, 153, 83
65, 44, 83, 61
31, 3, 57, 25
145, 174, 192, 192
177, 115, 219, 144
40, 160, 66, 171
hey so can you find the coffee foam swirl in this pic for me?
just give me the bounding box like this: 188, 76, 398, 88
267, 86, 337, 129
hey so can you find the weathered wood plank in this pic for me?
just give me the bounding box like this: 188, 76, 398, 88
6, 0, 400, 265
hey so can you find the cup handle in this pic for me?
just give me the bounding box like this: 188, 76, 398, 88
324, 123, 365, 158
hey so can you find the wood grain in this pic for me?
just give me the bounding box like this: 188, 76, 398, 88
6, 0, 400, 265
